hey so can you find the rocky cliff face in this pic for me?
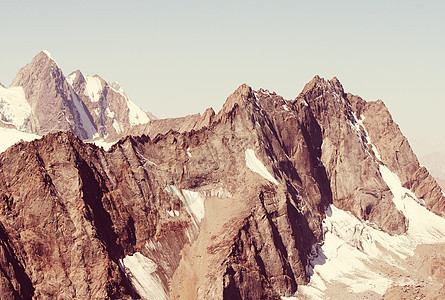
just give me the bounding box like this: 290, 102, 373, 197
1, 51, 154, 141
0, 77, 444, 299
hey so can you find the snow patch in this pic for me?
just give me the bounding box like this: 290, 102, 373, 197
112, 119, 123, 134
0, 127, 40, 153
186, 147, 192, 157
84, 75, 103, 103
127, 97, 151, 125
66, 72, 76, 86
245, 148, 278, 185
350, 113, 382, 162
86, 139, 115, 151
182, 189, 205, 223
302, 165, 445, 298
166, 186, 205, 227
0, 86, 31, 130
166, 210, 180, 217
282, 104, 290, 111
105, 108, 114, 118
379, 164, 445, 243
42, 50, 60, 67
109, 81, 151, 125
119, 252, 168, 300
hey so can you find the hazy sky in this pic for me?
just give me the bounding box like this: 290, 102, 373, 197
1, 0, 444, 156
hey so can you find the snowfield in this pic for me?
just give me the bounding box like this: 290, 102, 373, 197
0, 127, 40, 153
165, 185, 205, 228
245, 148, 279, 185
119, 252, 168, 300
0, 85, 31, 130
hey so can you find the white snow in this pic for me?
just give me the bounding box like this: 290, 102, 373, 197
0, 127, 40, 153
86, 139, 115, 151
119, 252, 168, 300
166, 210, 180, 217
379, 164, 445, 243
105, 107, 114, 118
186, 147, 192, 157
350, 114, 382, 162
109, 81, 127, 98
245, 148, 279, 185
112, 119, 123, 134
0, 85, 31, 130
301, 164, 445, 298
41, 50, 60, 67
69, 86, 98, 138
305, 205, 400, 296
182, 189, 205, 222
126, 97, 151, 125
66, 72, 77, 86
282, 104, 290, 111
84, 75, 103, 103
166, 185, 205, 227
109, 81, 151, 125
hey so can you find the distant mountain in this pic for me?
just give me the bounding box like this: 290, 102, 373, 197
0, 50, 154, 143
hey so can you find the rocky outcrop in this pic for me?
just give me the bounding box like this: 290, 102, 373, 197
296, 76, 406, 234
348, 93, 445, 217
0, 77, 443, 299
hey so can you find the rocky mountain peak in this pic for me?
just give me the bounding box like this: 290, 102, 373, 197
299, 75, 345, 102
66, 70, 85, 87
11, 50, 64, 90
220, 83, 255, 116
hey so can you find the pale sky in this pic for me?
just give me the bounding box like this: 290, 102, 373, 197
1, 0, 444, 156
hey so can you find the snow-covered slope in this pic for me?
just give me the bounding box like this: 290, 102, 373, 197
0, 85, 31, 130
110, 81, 153, 125
0, 127, 40, 153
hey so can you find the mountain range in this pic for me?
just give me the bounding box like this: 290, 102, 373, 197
0, 53, 444, 299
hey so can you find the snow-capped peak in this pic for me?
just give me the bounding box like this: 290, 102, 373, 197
84, 75, 103, 103
41, 50, 60, 68
42, 50, 53, 59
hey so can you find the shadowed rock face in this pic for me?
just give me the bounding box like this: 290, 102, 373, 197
0, 77, 443, 299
